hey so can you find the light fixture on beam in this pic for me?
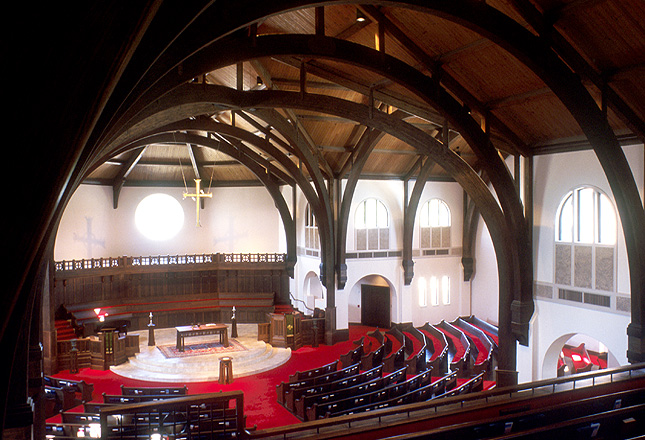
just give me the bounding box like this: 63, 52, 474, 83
356, 9, 366, 22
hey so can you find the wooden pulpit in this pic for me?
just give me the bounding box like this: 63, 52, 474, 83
269, 312, 302, 350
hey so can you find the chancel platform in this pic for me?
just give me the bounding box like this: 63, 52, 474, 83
110, 324, 291, 382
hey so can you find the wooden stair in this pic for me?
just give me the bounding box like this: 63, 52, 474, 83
55, 319, 76, 341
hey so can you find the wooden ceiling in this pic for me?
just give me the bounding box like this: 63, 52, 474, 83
86, 1, 645, 191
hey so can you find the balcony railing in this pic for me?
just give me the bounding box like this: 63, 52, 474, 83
54, 253, 287, 273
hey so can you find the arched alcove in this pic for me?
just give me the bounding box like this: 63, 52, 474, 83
542, 333, 620, 379
347, 275, 397, 327
303, 271, 324, 311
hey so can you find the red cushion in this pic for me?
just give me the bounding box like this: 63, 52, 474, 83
457, 327, 489, 365
438, 327, 466, 363
419, 328, 445, 361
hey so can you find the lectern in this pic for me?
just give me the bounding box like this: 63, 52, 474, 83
268, 312, 302, 350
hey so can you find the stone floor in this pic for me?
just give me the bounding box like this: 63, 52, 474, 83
110, 324, 291, 382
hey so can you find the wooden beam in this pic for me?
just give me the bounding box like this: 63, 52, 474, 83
111, 146, 147, 209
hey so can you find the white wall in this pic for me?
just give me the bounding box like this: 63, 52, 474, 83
519, 145, 644, 382
54, 184, 283, 260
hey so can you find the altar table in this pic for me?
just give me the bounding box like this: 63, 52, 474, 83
175, 324, 229, 351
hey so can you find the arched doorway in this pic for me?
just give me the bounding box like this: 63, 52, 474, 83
303, 271, 324, 311
542, 333, 620, 379
348, 275, 395, 329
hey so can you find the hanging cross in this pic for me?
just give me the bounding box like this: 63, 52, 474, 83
183, 179, 212, 227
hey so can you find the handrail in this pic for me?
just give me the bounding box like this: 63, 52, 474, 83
248, 362, 645, 439
100, 391, 244, 440
54, 252, 287, 273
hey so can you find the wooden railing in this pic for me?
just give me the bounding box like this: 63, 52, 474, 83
249, 362, 645, 439
54, 252, 287, 273
99, 391, 245, 440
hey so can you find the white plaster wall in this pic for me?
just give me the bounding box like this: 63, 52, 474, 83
521, 145, 643, 382
55, 184, 283, 260
470, 220, 499, 325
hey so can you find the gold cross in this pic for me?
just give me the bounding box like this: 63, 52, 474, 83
183, 179, 212, 227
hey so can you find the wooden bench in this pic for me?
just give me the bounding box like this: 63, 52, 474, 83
452, 318, 494, 377
99, 391, 245, 440
285, 364, 388, 415
61, 412, 101, 425
285, 364, 383, 412
288, 360, 338, 382
276, 363, 360, 406
437, 320, 471, 376
383, 327, 406, 373
432, 372, 485, 399
301, 367, 408, 421
401, 326, 428, 375
340, 336, 364, 368
45, 422, 100, 439
120, 384, 187, 396
44, 386, 78, 417
419, 323, 449, 374
102, 393, 188, 404
310, 368, 436, 420
463, 315, 499, 348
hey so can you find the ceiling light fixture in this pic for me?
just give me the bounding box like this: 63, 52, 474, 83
356, 9, 366, 22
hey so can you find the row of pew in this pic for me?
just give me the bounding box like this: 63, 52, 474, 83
43, 376, 95, 419
45, 384, 238, 439
276, 315, 497, 421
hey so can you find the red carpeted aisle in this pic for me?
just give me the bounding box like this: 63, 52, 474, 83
51, 325, 375, 430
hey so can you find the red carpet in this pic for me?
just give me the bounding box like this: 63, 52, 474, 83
50, 325, 374, 430
50, 324, 494, 430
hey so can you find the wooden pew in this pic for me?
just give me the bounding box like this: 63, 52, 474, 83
44, 376, 94, 403
302, 367, 408, 421
419, 323, 449, 374
276, 363, 360, 405
463, 315, 499, 349
383, 327, 406, 373
120, 384, 187, 396
99, 391, 245, 440
288, 359, 338, 382
359, 329, 386, 371
452, 318, 494, 378
61, 412, 101, 425
46, 423, 100, 439
102, 393, 187, 404
309, 368, 436, 420
437, 320, 471, 377
393, 370, 459, 406
401, 326, 428, 375
340, 337, 364, 368
432, 372, 485, 400
44, 386, 78, 416
282, 364, 378, 412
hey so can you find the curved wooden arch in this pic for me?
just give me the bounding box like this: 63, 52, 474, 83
99, 33, 532, 347
103, 82, 523, 370
112, 130, 297, 274
94, 1, 645, 357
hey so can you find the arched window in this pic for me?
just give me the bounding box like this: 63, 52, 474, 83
355, 198, 389, 250
419, 198, 451, 251
304, 204, 319, 255
555, 187, 616, 298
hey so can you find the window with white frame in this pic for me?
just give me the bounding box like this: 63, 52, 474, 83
419, 198, 451, 250
355, 198, 389, 250
418, 277, 427, 307
304, 204, 320, 255
427, 275, 450, 306
555, 187, 617, 297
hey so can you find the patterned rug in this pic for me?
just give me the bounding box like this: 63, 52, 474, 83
157, 339, 247, 358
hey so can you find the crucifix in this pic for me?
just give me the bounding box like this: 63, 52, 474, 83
183, 179, 212, 227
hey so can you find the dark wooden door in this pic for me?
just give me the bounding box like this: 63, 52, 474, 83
361, 284, 391, 328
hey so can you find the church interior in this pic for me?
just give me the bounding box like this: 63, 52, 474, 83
4, 1, 645, 438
